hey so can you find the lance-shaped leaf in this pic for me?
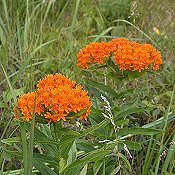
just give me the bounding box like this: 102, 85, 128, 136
85, 79, 117, 97
60, 149, 111, 175
118, 127, 162, 137
33, 160, 57, 175
80, 119, 110, 137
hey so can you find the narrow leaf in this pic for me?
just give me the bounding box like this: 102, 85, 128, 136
80, 119, 110, 137
33, 153, 59, 166
61, 149, 111, 174
118, 127, 162, 137
33, 161, 57, 175
67, 142, 77, 165
79, 164, 88, 175
122, 140, 142, 151
85, 79, 117, 97
1, 137, 21, 145
142, 115, 175, 128
117, 153, 132, 172
109, 165, 121, 175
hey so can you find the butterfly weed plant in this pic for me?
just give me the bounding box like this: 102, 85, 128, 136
1, 36, 174, 175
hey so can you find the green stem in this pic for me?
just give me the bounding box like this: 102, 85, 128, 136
102, 160, 105, 175
155, 85, 175, 174
53, 121, 63, 174
162, 131, 175, 173
20, 122, 28, 175
28, 97, 36, 175
142, 137, 153, 175
142, 135, 157, 175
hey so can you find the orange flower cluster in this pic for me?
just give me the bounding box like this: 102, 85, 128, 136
14, 92, 43, 122
77, 42, 113, 69
14, 74, 92, 122
77, 38, 162, 72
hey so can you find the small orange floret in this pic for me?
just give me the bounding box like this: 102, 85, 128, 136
14, 74, 92, 122
77, 38, 162, 71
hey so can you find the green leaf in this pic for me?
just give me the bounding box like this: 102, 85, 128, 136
93, 161, 103, 175
79, 164, 88, 175
1, 137, 21, 145
34, 138, 57, 145
59, 158, 67, 173
59, 129, 79, 160
149, 169, 156, 175
60, 135, 79, 148
163, 172, 175, 175
66, 108, 88, 119
107, 57, 143, 81
109, 165, 121, 175
60, 139, 75, 161
33, 161, 57, 175
80, 119, 110, 137
61, 149, 111, 175
118, 127, 162, 137
1, 149, 21, 160
142, 114, 175, 128
35, 115, 50, 124
117, 153, 132, 172
25, 123, 56, 154
76, 139, 95, 153
114, 89, 135, 99
33, 153, 59, 166
89, 107, 104, 124
122, 140, 142, 151
3, 169, 26, 175
124, 70, 146, 80
115, 119, 129, 126
116, 105, 150, 119
106, 72, 124, 80
85, 79, 117, 97
25, 124, 56, 144
67, 142, 77, 165
59, 128, 80, 137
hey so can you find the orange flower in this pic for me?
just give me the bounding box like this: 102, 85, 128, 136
77, 41, 112, 69
14, 92, 44, 122
112, 39, 162, 72
14, 74, 92, 122
77, 38, 162, 72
